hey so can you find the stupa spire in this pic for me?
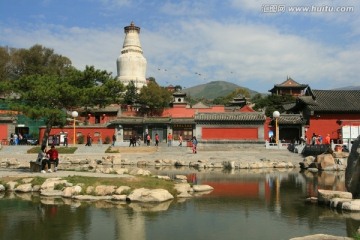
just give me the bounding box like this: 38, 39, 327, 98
116, 22, 147, 89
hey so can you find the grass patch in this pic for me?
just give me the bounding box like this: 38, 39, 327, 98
105, 146, 120, 153
27, 146, 77, 154
31, 177, 46, 186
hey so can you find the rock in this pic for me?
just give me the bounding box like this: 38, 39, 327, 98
6, 181, 18, 191
317, 154, 336, 170
86, 186, 94, 194
177, 192, 193, 198
8, 158, 19, 165
192, 184, 214, 192
15, 183, 33, 192
289, 234, 353, 240
73, 195, 112, 201
41, 178, 71, 190
115, 186, 131, 194
345, 135, 360, 198
302, 156, 316, 169
112, 155, 122, 165
0, 184, 5, 192
318, 189, 352, 204
94, 185, 116, 196
62, 186, 82, 198
175, 175, 187, 181
157, 175, 171, 180
129, 168, 151, 176
333, 151, 349, 159
115, 168, 129, 175
127, 188, 174, 202
174, 183, 192, 194
342, 199, 360, 211
112, 195, 127, 201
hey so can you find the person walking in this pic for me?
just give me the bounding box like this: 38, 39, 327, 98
46, 145, 59, 172
85, 133, 92, 146
146, 134, 151, 146
167, 133, 173, 147
155, 133, 159, 146
178, 134, 183, 147
112, 134, 116, 146
63, 134, 68, 147
192, 136, 198, 154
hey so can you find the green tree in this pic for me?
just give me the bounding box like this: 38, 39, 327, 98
0, 47, 11, 82
123, 81, 138, 105
252, 94, 295, 116
138, 81, 172, 116
2, 44, 71, 80
4, 45, 124, 146
212, 88, 251, 105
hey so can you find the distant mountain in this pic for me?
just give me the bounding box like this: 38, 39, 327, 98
182, 81, 260, 100
332, 86, 360, 90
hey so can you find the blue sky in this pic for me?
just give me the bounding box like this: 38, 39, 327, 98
1, 0, 359, 93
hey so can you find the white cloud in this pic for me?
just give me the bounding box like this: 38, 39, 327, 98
0, 12, 359, 92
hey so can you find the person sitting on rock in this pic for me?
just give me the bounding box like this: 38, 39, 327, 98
37, 146, 50, 173
46, 145, 59, 172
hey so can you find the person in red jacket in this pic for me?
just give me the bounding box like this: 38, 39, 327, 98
46, 145, 59, 172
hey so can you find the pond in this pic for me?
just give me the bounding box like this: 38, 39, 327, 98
0, 168, 359, 240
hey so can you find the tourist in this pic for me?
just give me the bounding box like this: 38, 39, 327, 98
85, 133, 92, 146
167, 133, 172, 147
129, 135, 136, 147
311, 133, 316, 145
63, 134, 68, 147
38, 146, 50, 173
192, 136, 198, 154
146, 134, 151, 146
137, 136, 141, 146
98, 133, 102, 145
46, 145, 59, 172
178, 134, 183, 147
112, 134, 116, 146
324, 134, 331, 145
13, 133, 18, 145
155, 133, 159, 146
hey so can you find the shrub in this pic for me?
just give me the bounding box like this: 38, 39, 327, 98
104, 136, 111, 144
77, 135, 84, 144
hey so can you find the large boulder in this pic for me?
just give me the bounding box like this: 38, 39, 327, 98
126, 188, 174, 202
345, 135, 360, 198
316, 154, 336, 170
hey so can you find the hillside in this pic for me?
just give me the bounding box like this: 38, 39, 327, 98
182, 81, 259, 100
332, 85, 360, 90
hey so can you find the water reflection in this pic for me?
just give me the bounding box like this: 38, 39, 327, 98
0, 169, 359, 240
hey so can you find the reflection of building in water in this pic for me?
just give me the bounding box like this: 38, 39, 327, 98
116, 211, 145, 240
202, 180, 271, 201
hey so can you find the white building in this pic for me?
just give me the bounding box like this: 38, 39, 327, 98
116, 22, 147, 89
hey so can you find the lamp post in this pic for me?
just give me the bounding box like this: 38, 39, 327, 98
273, 111, 280, 145
71, 111, 78, 145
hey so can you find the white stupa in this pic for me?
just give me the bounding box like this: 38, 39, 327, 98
116, 22, 147, 88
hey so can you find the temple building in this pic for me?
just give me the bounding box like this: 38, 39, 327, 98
269, 77, 308, 97
116, 22, 147, 89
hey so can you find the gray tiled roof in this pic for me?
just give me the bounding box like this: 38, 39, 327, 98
195, 112, 265, 123
300, 89, 360, 112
